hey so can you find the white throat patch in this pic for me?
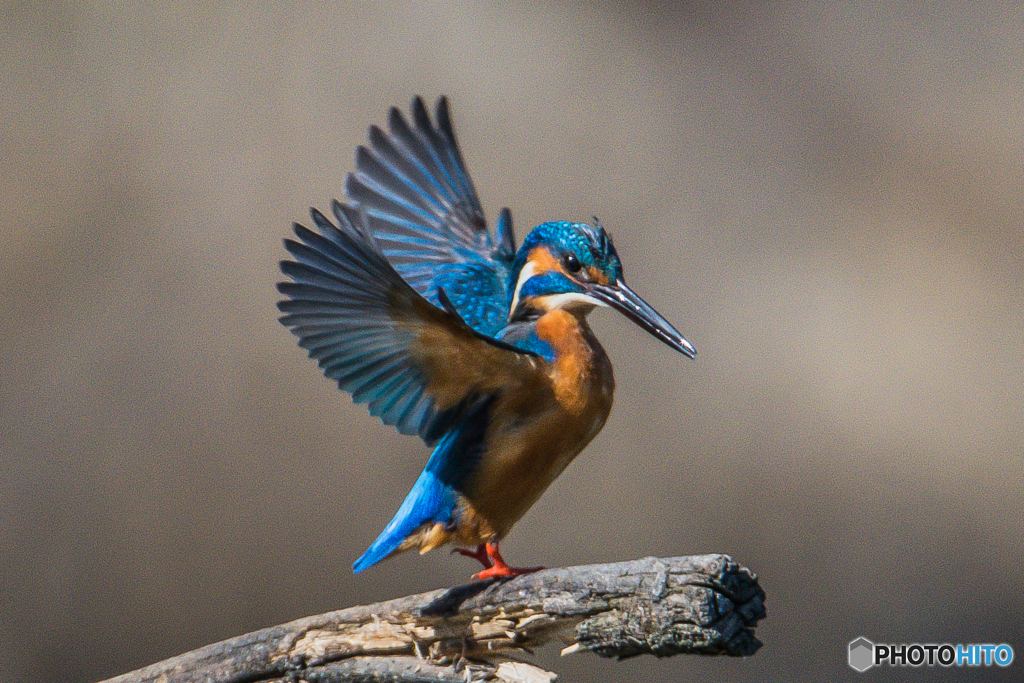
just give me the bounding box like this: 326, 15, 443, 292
537, 292, 605, 311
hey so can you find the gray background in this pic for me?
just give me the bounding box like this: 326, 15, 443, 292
2, 2, 1022, 681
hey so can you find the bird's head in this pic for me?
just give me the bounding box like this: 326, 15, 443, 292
508, 221, 696, 358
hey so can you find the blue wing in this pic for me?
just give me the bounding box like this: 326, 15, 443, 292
278, 201, 540, 444
346, 96, 516, 336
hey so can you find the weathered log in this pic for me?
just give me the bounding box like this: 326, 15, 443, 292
100, 554, 764, 682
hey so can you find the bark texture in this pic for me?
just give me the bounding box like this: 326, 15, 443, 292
100, 554, 765, 683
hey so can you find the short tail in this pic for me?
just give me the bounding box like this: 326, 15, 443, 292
352, 467, 458, 572
353, 398, 492, 573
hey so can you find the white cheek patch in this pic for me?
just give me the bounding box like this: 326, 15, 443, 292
509, 261, 538, 314
538, 292, 604, 311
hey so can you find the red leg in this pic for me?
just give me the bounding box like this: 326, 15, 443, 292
452, 543, 492, 569
471, 543, 544, 580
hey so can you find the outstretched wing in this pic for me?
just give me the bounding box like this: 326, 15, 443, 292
345, 96, 516, 336
278, 202, 540, 445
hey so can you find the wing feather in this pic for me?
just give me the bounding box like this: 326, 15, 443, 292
344, 96, 515, 334
278, 203, 541, 444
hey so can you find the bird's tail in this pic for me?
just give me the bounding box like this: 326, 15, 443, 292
352, 466, 458, 573
352, 397, 494, 573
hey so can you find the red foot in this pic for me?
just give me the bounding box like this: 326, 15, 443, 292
452, 543, 492, 568
456, 542, 543, 580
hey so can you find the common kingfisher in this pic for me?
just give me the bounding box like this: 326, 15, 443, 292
278, 97, 696, 579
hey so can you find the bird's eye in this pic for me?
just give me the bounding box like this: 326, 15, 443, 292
563, 253, 582, 274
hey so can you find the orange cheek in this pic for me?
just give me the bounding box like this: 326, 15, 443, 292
528, 246, 561, 275
585, 266, 609, 285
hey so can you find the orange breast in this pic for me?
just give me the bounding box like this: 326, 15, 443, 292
458, 309, 615, 542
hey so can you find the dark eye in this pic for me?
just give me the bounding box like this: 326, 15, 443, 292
563, 253, 582, 273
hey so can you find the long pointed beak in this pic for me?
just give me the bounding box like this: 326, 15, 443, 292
590, 281, 697, 358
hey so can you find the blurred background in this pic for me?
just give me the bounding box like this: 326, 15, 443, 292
2, 2, 1022, 681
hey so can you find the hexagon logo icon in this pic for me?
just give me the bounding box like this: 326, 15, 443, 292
849, 637, 875, 672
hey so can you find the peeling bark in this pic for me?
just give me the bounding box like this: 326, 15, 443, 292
99, 554, 764, 683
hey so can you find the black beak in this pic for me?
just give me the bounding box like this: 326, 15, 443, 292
590, 281, 697, 358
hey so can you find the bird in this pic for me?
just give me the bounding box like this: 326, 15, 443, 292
277, 96, 696, 579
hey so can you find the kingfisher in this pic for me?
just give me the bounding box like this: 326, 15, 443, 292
278, 97, 696, 579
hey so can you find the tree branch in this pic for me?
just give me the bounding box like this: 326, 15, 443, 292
99, 554, 765, 683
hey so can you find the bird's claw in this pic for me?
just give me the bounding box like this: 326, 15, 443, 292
472, 563, 544, 580
452, 543, 493, 568
457, 542, 544, 580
